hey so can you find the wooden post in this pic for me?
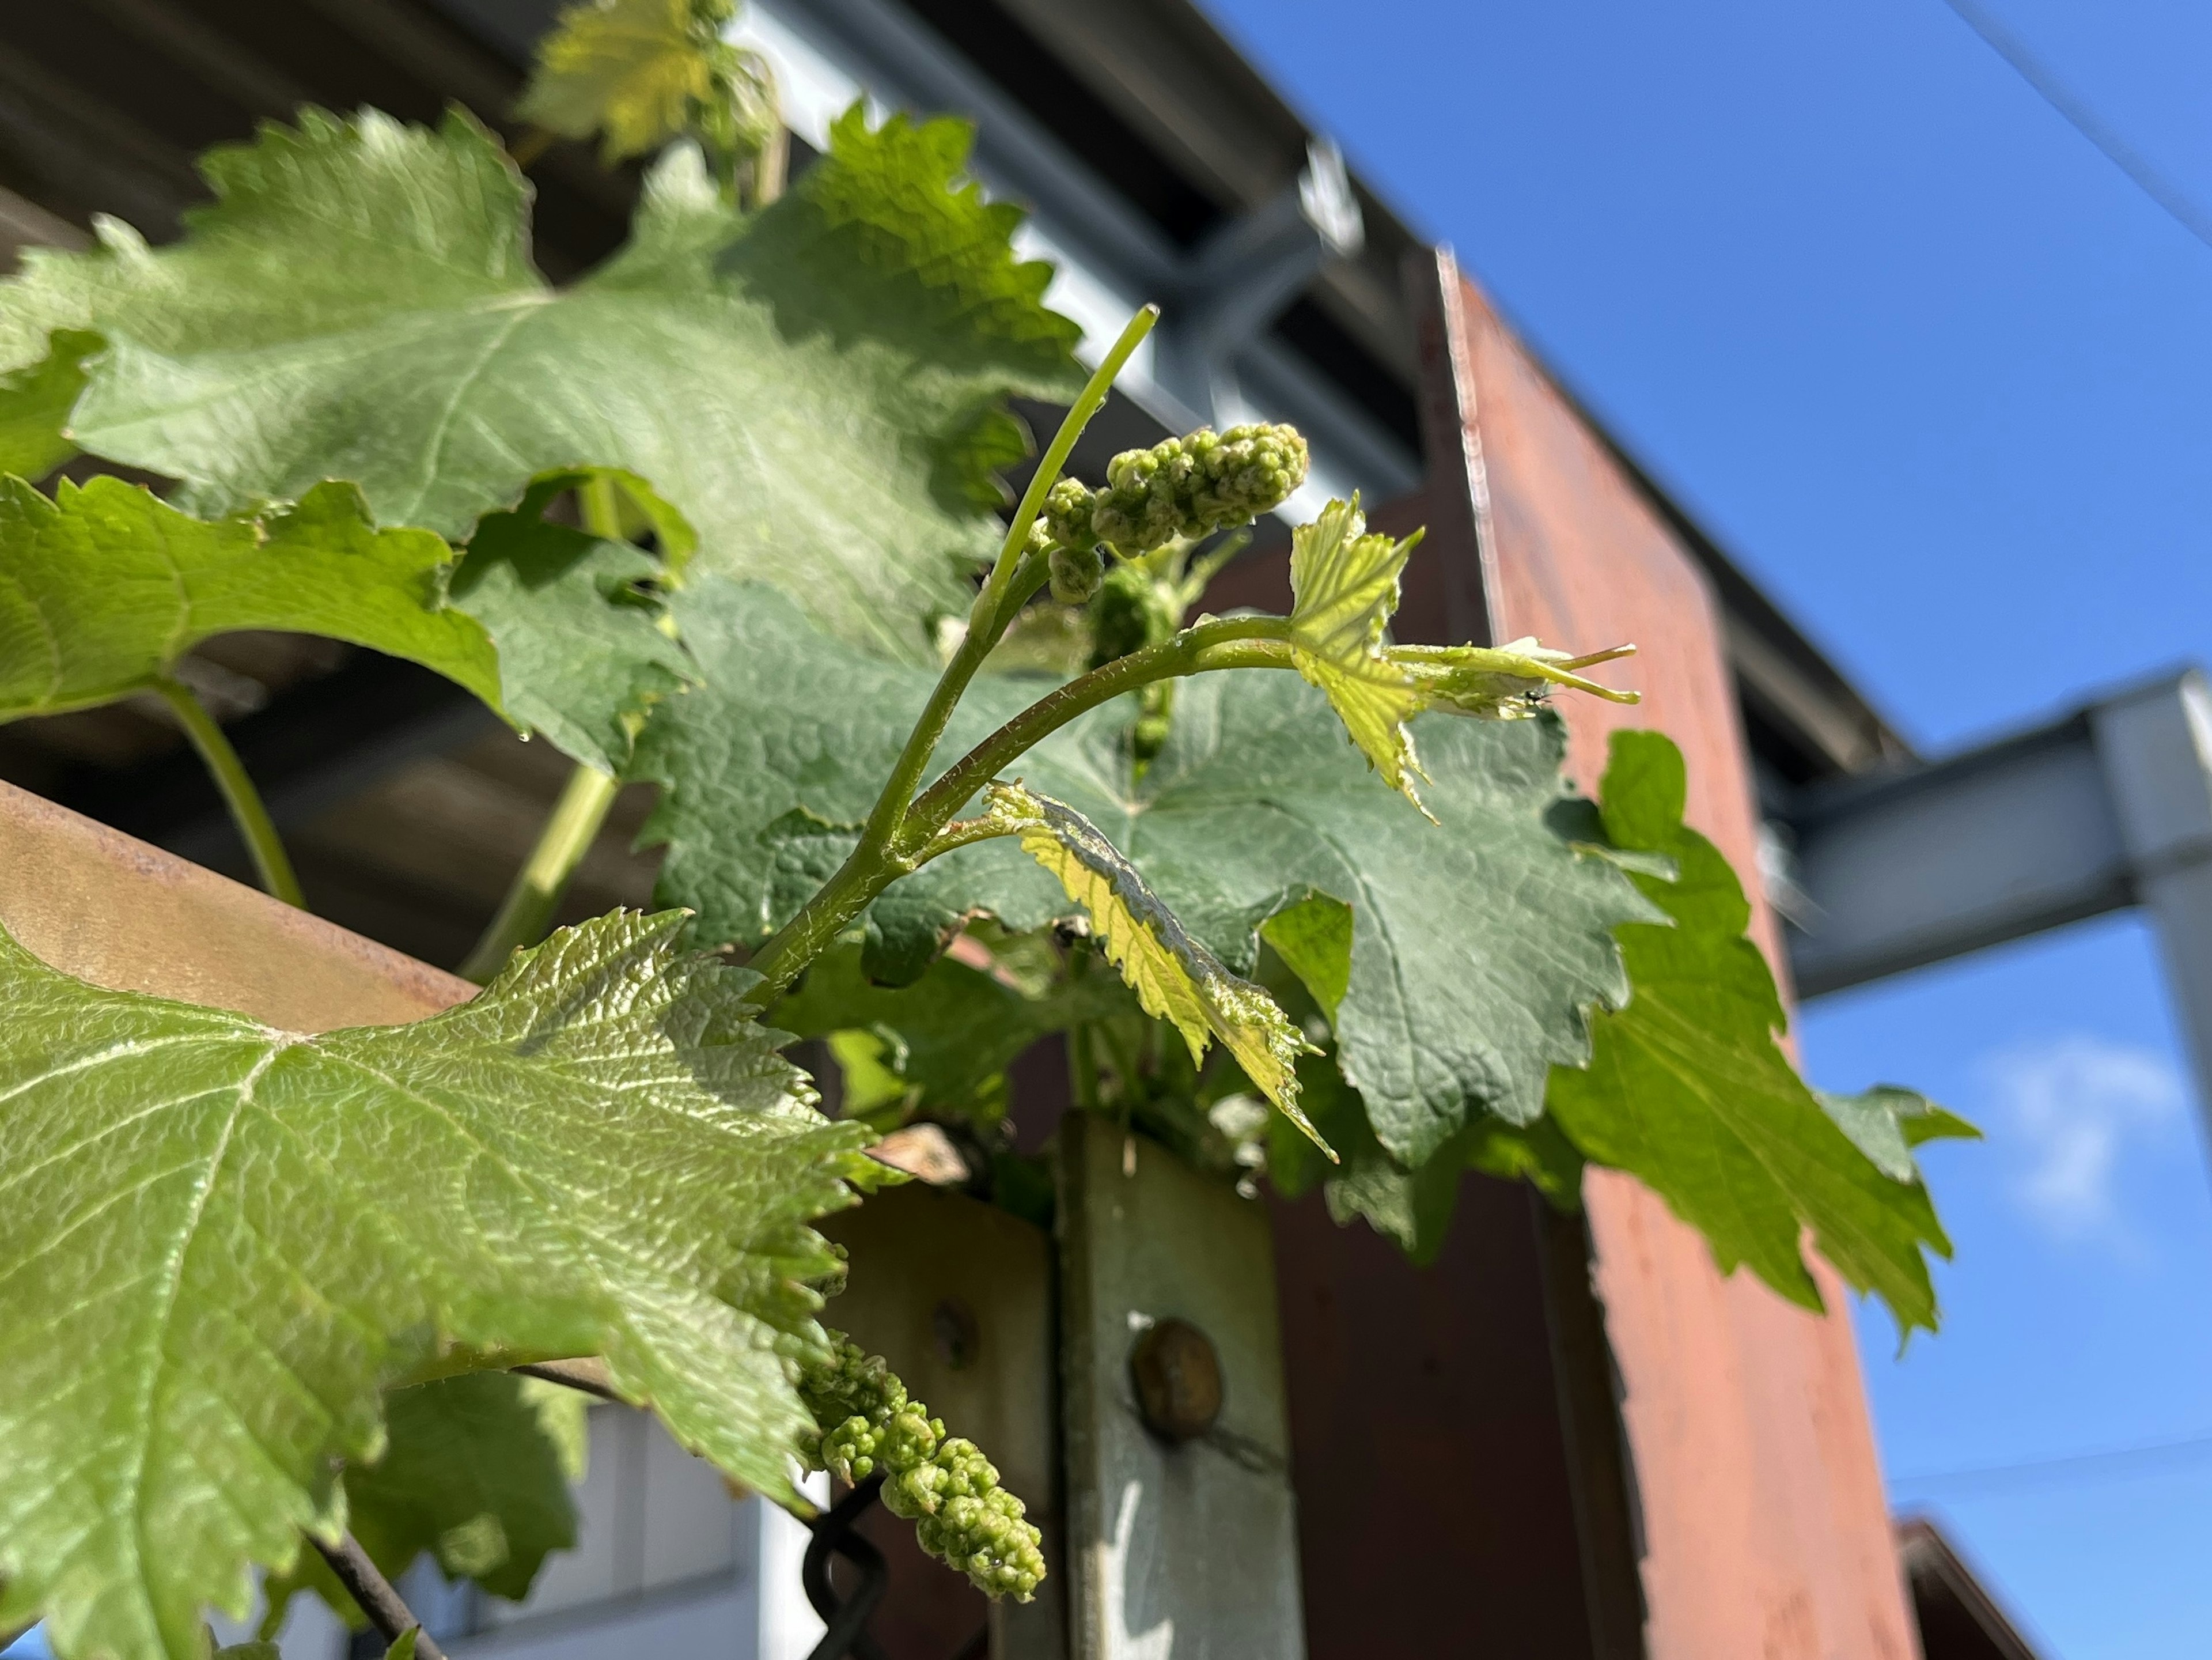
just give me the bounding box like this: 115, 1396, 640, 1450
823, 1182, 1065, 1660
1057, 1113, 1306, 1659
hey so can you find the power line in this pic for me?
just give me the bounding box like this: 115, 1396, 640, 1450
1936, 0, 2212, 254
1891, 1428, 2212, 1496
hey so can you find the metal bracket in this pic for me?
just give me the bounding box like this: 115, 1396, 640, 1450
1156, 139, 1366, 425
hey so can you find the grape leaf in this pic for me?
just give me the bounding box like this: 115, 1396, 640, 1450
772, 941, 1131, 1124
1266, 1053, 1582, 1263
979, 781, 1323, 1145
1543, 729, 1957, 1334
0, 474, 501, 720
0, 329, 96, 480
261, 1374, 587, 1633
517, 0, 730, 161
1816, 1084, 1980, 1184
0, 104, 1084, 663
451, 477, 697, 773
632, 581, 1090, 948
1279, 497, 1641, 814
0, 910, 870, 1660
1281, 496, 1425, 803
638, 581, 1654, 1163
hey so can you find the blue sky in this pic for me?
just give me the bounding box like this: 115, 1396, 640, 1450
1196, 0, 2212, 1653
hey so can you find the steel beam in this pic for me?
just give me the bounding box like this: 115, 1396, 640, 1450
1785, 668, 2212, 1106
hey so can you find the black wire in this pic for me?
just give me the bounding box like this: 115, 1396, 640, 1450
1936, 0, 2212, 254
803, 1474, 890, 1660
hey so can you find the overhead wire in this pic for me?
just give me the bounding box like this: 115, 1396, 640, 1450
1936, 0, 2212, 254
1890, 1427, 2212, 1496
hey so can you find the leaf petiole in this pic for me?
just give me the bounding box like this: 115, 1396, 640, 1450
459, 480, 639, 980
456, 763, 623, 984
150, 676, 306, 909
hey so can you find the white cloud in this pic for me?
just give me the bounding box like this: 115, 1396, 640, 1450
1980, 1035, 2189, 1243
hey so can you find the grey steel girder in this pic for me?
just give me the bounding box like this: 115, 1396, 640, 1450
1784, 667, 2212, 1105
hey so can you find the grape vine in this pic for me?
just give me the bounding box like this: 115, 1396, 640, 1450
0, 2, 1971, 1656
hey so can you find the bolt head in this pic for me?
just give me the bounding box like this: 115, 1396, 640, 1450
1128, 1317, 1223, 1443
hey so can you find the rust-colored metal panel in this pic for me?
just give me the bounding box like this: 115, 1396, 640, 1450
1412, 249, 1918, 1660
1270, 1177, 1612, 1658
0, 778, 471, 1028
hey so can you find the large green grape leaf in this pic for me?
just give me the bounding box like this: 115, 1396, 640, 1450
637, 581, 1654, 1162
0, 910, 871, 1660
1544, 730, 1957, 1334
0, 104, 1084, 663
0, 474, 501, 719
262, 1373, 587, 1633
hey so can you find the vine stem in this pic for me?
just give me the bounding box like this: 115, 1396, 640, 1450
855, 306, 1158, 857
310, 1533, 446, 1660
744, 621, 1291, 1000
740, 307, 1161, 996
457, 762, 622, 984
458, 478, 635, 982
150, 676, 305, 909
906, 623, 1284, 835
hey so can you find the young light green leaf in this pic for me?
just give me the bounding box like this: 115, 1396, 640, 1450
517, 0, 736, 161
452, 475, 698, 773
385, 1635, 419, 1660
1544, 730, 1957, 1336
980, 781, 1327, 1149
638, 581, 1655, 1163
261, 1374, 587, 1634
1282, 496, 1426, 802
0, 474, 502, 719
1278, 497, 1635, 811
1389, 638, 1641, 720
211, 1643, 280, 1659
0, 104, 1082, 663
0, 910, 870, 1660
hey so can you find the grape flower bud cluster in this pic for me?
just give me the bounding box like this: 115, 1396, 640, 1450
798, 1333, 1047, 1602
1031, 422, 1311, 587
